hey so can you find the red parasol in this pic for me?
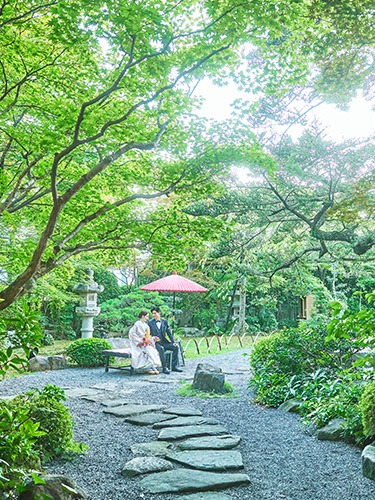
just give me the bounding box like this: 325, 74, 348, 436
140, 271, 208, 332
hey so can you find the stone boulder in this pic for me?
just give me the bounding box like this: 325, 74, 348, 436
317, 418, 345, 441
362, 444, 375, 480
192, 363, 225, 394
278, 400, 301, 413
28, 355, 52, 372
181, 327, 202, 337
48, 355, 67, 370
19, 474, 87, 500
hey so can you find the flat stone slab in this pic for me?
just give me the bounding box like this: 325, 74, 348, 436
64, 388, 103, 398
148, 379, 180, 384
103, 404, 165, 418
92, 384, 136, 394
139, 468, 250, 493
100, 398, 142, 407
177, 435, 241, 451
131, 441, 174, 457
121, 457, 174, 477
164, 406, 202, 417
81, 393, 117, 403
179, 493, 232, 500
126, 413, 177, 426
166, 450, 243, 471
158, 425, 228, 441
153, 416, 219, 429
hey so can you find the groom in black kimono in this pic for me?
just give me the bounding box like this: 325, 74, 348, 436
149, 306, 182, 374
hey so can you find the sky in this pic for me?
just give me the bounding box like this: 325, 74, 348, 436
196, 80, 375, 143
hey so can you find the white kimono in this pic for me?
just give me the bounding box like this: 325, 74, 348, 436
129, 320, 161, 371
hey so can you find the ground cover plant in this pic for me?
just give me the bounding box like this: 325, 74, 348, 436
66, 338, 114, 367
249, 322, 375, 445
0, 385, 87, 498
176, 381, 237, 399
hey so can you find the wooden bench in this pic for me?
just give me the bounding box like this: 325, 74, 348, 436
103, 339, 185, 374
102, 349, 134, 375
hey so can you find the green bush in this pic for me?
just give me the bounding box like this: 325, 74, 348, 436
360, 380, 375, 437
66, 337, 113, 367
0, 385, 86, 497
250, 326, 352, 378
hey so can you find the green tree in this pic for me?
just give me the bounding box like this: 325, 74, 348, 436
2, 0, 375, 313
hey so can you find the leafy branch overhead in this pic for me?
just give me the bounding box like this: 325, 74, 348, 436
186, 130, 375, 276
1, 0, 375, 310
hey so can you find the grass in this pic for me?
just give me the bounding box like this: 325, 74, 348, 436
2, 333, 257, 379
179, 334, 255, 360
176, 381, 238, 398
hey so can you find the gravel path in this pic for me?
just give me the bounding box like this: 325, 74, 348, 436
1, 350, 375, 500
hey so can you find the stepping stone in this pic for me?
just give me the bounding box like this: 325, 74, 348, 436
126, 413, 177, 426
177, 435, 241, 451
179, 493, 232, 500
139, 468, 250, 494
121, 457, 174, 477
64, 388, 102, 398
100, 398, 142, 407
131, 441, 174, 457
103, 404, 165, 418
153, 416, 219, 429
164, 406, 202, 417
158, 425, 227, 441
166, 450, 243, 471
81, 393, 117, 403
148, 379, 179, 384
92, 383, 119, 391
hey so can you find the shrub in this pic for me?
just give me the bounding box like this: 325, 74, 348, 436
360, 380, 375, 437
250, 326, 352, 378
66, 337, 113, 367
41, 332, 55, 346
0, 385, 86, 497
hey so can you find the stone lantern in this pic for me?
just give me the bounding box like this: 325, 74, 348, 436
73, 268, 104, 338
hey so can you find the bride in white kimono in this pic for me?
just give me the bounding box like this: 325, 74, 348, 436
129, 310, 161, 374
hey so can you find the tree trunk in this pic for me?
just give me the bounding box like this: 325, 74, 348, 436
238, 275, 247, 335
